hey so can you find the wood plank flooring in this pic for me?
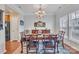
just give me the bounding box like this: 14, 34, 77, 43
4, 40, 79, 54
5, 40, 20, 54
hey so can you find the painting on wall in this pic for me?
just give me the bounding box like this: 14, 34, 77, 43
0, 10, 3, 30
20, 20, 24, 26
34, 21, 46, 27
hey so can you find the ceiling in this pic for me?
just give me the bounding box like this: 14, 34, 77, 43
6, 4, 79, 16
16, 4, 62, 16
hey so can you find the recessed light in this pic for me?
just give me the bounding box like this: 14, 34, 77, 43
59, 6, 62, 9
18, 6, 21, 9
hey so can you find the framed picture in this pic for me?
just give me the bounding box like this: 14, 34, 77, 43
0, 10, 3, 30
34, 21, 46, 27
20, 20, 24, 26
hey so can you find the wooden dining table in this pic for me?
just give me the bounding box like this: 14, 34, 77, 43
21, 34, 59, 54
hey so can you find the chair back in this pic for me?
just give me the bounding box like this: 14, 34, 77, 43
20, 32, 25, 38
58, 31, 65, 40
43, 34, 52, 40
52, 34, 58, 40
30, 35, 38, 41
25, 35, 31, 40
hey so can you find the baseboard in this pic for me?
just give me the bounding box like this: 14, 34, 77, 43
4, 49, 7, 54
17, 40, 21, 42
10, 40, 20, 42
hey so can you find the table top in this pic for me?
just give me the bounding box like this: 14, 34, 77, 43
25, 34, 58, 41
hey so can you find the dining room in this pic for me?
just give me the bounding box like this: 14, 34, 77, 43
1, 0, 79, 59
18, 4, 79, 54
0, 4, 79, 54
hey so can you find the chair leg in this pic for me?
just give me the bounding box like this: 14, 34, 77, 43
26, 42, 28, 54
43, 41, 46, 53
54, 41, 56, 54
54, 46, 55, 54
26, 41, 28, 54
37, 41, 39, 54
62, 39, 64, 48
57, 41, 59, 53
21, 40, 23, 53
27, 44, 30, 54
43, 46, 46, 53
36, 47, 38, 54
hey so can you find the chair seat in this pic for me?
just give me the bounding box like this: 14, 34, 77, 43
45, 45, 54, 48
28, 41, 39, 48
43, 41, 53, 45
29, 46, 37, 48
21, 38, 26, 41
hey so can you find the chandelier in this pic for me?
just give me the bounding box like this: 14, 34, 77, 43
35, 4, 46, 19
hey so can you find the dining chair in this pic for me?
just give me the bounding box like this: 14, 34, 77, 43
20, 32, 26, 53
58, 31, 65, 48
25, 35, 31, 54
52, 34, 59, 53
43, 34, 55, 54
27, 35, 39, 54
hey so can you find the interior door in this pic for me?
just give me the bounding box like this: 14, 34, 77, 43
5, 15, 10, 41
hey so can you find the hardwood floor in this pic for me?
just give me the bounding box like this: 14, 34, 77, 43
64, 44, 79, 54
4, 40, 79, 54
5, 40, 20, 54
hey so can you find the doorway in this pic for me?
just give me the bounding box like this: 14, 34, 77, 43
5, 15, 11, 41
5, 14, 11, 53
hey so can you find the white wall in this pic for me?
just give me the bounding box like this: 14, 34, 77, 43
55, 4, 79, 51
19, 16, 25, 41
10, 15, 20, 41
24, 15, 54, 34
19, 16, 24, 32
0, 5, 6, 53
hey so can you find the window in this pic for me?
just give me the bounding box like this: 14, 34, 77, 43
69, 11, 79, 43
59, 15, 68, 39
71, 12, 76, 19
0, 10, 3, 30
60, 10, 79, 43
76, 10, 79, 18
